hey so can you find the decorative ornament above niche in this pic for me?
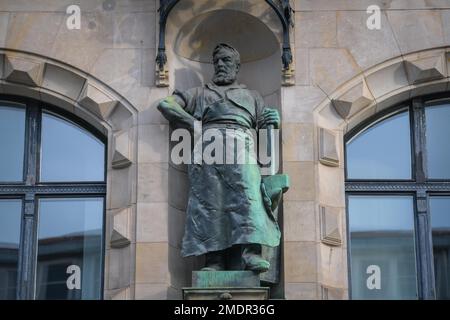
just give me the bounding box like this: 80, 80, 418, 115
155, 0, 294, 87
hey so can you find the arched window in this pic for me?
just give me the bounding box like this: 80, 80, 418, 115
346, 96, 450, 300
0, 97, 106, 300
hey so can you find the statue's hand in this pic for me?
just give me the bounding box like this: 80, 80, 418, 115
258, 108, 280, 129
158, 96, 181, 110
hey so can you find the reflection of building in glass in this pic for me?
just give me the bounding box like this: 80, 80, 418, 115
350, 231, 417, 300
36, 231, 102, 300
0, 244, 19, 299
432, 229, 450, 300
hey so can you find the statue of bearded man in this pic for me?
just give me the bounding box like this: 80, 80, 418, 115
157, 43, 286, 273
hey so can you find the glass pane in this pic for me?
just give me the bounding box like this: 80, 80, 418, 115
426, 103, 450, 179
36, 198, 103, 300
0, 199, 22, 300
40, 113, 105, 182
0, 105, 26, 182
348, 196, 418, 299
430, 197, 450, 299
346, 111, 412, 180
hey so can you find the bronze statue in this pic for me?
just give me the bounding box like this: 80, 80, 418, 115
157, 43, 288, 274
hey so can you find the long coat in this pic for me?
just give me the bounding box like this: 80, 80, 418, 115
173, 83, 281, 257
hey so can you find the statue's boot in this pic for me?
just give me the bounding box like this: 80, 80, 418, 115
242, 244, 270, 273
201, 249, 226, 271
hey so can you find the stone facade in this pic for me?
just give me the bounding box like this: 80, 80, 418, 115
1, 0, 449, 299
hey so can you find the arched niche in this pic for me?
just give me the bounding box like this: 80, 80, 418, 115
163, 2, 285, 299
165, 0, 283, 97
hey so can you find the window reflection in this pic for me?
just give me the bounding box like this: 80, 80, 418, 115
430, 197, 450, 299
40, 112, 105, 182
0, 105, 26, 182
348, 196, 418, 299
346, 111, 412, 180
425, 103, 450, 179
0, 200, 22, 300
36, 198, 103, 300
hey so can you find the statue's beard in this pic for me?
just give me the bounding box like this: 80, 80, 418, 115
212, 71, 237, 85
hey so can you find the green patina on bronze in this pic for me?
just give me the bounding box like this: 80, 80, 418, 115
157, 43, 289, 276
192, 271, 260, 288
261, 174, 290, 214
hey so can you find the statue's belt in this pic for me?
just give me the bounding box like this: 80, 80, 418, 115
201, 122, 253, 130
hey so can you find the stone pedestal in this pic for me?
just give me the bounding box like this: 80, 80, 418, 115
183, 288, 270, 300
183, 271, 270, 300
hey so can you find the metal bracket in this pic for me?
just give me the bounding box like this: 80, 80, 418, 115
156, 0, 295, 86
265, 0, 294, 70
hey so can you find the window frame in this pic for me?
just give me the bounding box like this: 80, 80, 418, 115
345, 191, 421, 299
0, 95, 107, 300
345, 92, 450, 300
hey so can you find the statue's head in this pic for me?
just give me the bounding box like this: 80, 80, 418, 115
212, 43, 240, 85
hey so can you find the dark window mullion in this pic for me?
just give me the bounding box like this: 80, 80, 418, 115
346, 181, 450, 193
0, 184, 106, 195
346, 181, 420, 193
17, 192, 37, 300
415, 190, 436, 299
20, 103, 40, 300
24, 103, 40, 186
412, 99, 427, 183
413, 99, 437, 299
